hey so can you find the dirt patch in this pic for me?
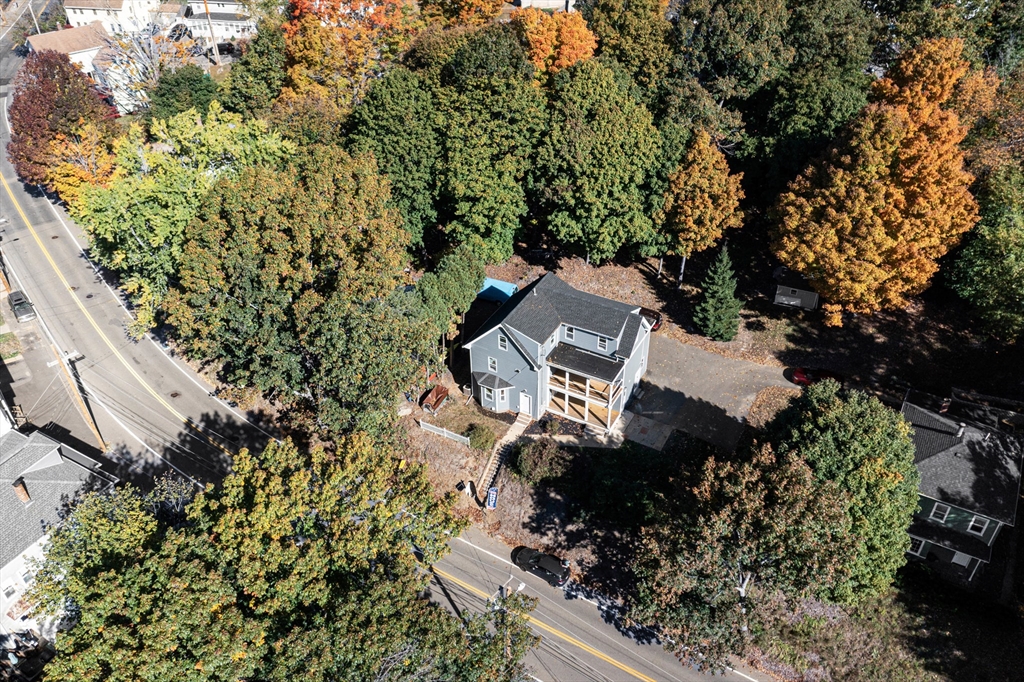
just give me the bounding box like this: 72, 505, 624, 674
746, 385, 802, 430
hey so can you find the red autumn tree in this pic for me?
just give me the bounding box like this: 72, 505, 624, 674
7, 50, 115, 186
509, 8, 597, 77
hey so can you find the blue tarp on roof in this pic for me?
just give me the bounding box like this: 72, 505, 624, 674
478, 278, 519, 303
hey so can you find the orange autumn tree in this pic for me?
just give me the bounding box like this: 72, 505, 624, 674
280, 0, 419, 113
509, 8, 597, 77
419, 0, 501, 27
45, 124, 117, 208
773, 38, 979, 326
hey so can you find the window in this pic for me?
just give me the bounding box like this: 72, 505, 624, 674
565, 327, 575, 341
790, 289, 798, 295
499, 388, 507, 402
482, 387, 494, 402
967, 516, 989, 536
951, 552, 972, 568
908, 537, 925, 556
930, 503, 951, 523
598, 337, 608, 351
21, 572, 33, 586
487, 357, 497, 372
3, 585, 15, 600
498, 335, 508, 351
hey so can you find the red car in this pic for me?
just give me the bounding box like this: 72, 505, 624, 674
788, 368, 845, 387
639, 307, 663, 332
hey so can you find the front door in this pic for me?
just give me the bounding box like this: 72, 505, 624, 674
519, 391, 532, 416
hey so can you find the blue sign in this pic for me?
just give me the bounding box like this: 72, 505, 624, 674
486, 487, 498, 510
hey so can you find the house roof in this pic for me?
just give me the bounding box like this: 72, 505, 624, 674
189, 11, 249, 21
472, 372, 514, 391
63, 0, 123, 8
26, 22, 108, 55
902, 391, 1023, 526
469, 273, 640, 347
910, 518, 993, 563
617, 315, 643, 359
0, 430, 115, 569
547, 343, 623, 382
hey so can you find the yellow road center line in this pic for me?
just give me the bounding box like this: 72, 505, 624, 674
431, 567, 658, 682
0, 173, 232, 459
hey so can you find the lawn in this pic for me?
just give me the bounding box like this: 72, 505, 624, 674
0, 332, 22, 360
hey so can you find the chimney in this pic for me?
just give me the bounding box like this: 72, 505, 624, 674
956, 423, 965, 438
12, 477, 30, 503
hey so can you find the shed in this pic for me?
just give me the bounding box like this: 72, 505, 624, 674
772, 266, 819, 310
478, 278, 519, 303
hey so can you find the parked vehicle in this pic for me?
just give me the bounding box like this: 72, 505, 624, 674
639, 307, 663, 332
8, 291, 36, 322
512, 547, 570, 586
787, 367, 845, 387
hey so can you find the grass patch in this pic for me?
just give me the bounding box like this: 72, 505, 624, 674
0, 332, 22, 360
429, 396, 512, 440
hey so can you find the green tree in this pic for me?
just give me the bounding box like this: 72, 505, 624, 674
434, 26, 547, 262
415, 244, 487, 336
952, 166, 1024, 340
763, 381, 920, 604
165, 146, 422, 437
30, 437, 538, 681
533, 59, 661, 263
146, 65, 219, 124
73, 104, 293, 332
631, 444, 853, 671
224, 20, 288, 118
693, 245, 742, 341
580, 0, 672, 92
349, 67, 441, 248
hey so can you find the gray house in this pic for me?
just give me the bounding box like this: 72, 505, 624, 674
901, 390, 1023, 582
464, 273, 652, 432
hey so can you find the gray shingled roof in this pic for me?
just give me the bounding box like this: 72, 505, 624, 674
0, 431, 113, 568
617, 315, 643, 359
910, 518, 993, 561
902, 396, 1023, 526
470, 273, 640, 346
547, 343, 624, 382
471, 372, 514, 390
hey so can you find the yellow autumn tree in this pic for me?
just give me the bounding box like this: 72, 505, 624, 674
773, 38, 979, 326
45, 124, 117, 208
420, 0, 502, 27
655, 129, 744, 282
509, 8, 597, 77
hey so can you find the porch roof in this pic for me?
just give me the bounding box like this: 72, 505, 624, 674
472, 371, 514, 390
547, 343, 622, 382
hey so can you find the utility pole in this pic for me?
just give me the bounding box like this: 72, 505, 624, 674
27, 1, 41, 35
200, 0, 220, 65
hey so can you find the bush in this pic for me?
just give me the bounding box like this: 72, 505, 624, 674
512, 438, 567, 484
544, 418, 562, 435
466, 423, 496, 451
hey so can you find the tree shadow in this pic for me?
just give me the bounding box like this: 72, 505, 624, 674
631, 382, 750, 453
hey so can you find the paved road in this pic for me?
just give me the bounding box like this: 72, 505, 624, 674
637, 334, 794, 451
0, 51, 274, 487
434, 528, 770, 682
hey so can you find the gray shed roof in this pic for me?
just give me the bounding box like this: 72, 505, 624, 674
472, 372, 514, 390
0, 431, 114, 568
902, 393, 1023, 526
547, 343, 624, 382
470, 273, 640, 346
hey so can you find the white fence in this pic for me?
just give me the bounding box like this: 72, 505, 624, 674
419, 420, 471, 447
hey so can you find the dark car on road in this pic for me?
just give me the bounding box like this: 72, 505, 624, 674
787, 367, 845, 387
8, 291, 36, 323
512, 547, 570, 586
639, 307, 663, 332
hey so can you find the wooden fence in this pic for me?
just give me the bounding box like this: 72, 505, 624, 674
418, 420, 471, 447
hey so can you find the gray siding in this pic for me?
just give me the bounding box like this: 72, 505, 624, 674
916, 496, 1001, 545
468, 326, 542, 419
560, 325, 617, 355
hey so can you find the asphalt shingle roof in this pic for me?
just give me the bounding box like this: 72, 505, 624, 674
470, 273, 640, 346
910, 518, 993, 562
546, 343, 624, 382
471, 372, 514, 390
27, 22, 108, 55
902, 393, 1023, 526
0, 430, 113, 568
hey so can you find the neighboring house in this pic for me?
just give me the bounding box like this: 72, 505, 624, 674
1, 425, 115, 636
464, 273, 651, 432
183, 0, 254, 43
26, 22, 109, 78
772, 265, 819, 310
901, 390, 1024, 582
64, 0, 181, 34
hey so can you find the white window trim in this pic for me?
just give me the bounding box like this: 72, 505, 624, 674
487, 356, 497, 372
951, 551, 972, 568
598, 336, 607, 351
930, 503, 951, 523
482, 386, 494, 402
908, 536, 926, 557
499, 388, 507, 402
565, 326, 575, 341
967, 515, 989, 536
498, 335, 508, 351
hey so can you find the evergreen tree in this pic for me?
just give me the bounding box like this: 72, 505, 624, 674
693, 245, 742, 341
146, 65, 219, 123
224, 20, 287, 118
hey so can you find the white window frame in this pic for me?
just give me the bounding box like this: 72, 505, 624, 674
930, 503, 951, 523
499, 388, 507, 402
482, 386, 494, 402
498, 335, 508, 351
967, 515, 989, 536
598, 336, 608, 351
487, 356, 497, 372
908, 536, 926, 557
565, 326, 575, 341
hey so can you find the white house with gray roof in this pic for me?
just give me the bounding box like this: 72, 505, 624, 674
901, 390, 1024, 582
464, 273, 651, 432
1, 429, 115, 636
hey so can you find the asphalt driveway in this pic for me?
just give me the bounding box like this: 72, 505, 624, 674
635, 334, 794, 452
